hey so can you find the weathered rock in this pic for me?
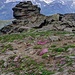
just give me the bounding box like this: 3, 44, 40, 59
49, 36, 60, 42
5, 51, 14, 55
64, 28, 73, 32
12, 1, 40, 19
4, 61, 8, 67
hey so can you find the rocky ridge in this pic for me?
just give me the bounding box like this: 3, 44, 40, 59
0, 1, 75, 34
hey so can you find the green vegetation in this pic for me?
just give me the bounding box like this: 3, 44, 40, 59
54, 47, 65, 52
1, 44, 13, 53
66, 56, 74, 66
0, 30, 71, 43
51, 44, 57, 48
33, 45, 42, 49
42, 53, 49, 59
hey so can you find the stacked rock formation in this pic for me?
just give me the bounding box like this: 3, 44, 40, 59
12, 1, 41, 25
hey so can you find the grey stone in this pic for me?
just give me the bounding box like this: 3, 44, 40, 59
52, 72, 61, 75
64, 34, 74, 37
6, 72, 14, 75
69, 56, 75, 59
67, 48, 74, 53
4, 61, 8, 67
5, 51, 14, 55
1, 73, 6, 75
49, 36, 60, 42
64, 28, 73, 32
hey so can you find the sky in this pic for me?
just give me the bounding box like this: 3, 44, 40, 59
5, 0, 75, 4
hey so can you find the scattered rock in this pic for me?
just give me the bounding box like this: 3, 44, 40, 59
49, 36, 60, 42
64, 34, 74, 37
67, 48, 74, 54
37, 40, 48, 45
14, 56, 20, 62
52, 72, 61, 75
5, 51, 14, 55
4, 61, 8, 67
69, 56, 75, 59
39, 48, 48, 56
6, 72, 14, 75
64, 28, 73, 32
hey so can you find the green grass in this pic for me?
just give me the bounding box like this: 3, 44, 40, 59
66, 57, 74, 66
1, 44, 13, 53
49, 44, 75, 52
0, 30, 72, 43
51, 44, 57, 48
54, 47, 65, 52
42, 53, 49, 59
33, 45, 42, 49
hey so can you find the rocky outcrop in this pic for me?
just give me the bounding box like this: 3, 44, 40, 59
0, 1, 75, 34
12, 1, 41, 25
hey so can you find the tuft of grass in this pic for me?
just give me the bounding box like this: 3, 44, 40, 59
41, 70, 55, 75
0, 60, 5, 68
65, 56, 74, 66
63, 44, 75, 51
1, 44, 13, 53
51, 44, 57, 48
33, 45, 42, 49
54, 47, 65, 52
42, 53, 49, 59
2, 47, 7, 53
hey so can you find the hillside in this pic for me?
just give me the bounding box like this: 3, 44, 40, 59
0, 30, 75, 75
0, 1, 75, 75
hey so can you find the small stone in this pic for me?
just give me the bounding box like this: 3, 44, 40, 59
30, 50, 35, 54
64, 28, 73, 32
69, 56, 75, 59
63, 72, 68, 75
5, 51, 14, 55
39, 72, 42, 74
49, 36, 60, 42
14, 56, 20, 62
64, 34, 74, 37
52, 72, 60, 75
4, 62, 8, 67
1, 73, 6, 75
67, 48, 74, 53
6, 72, 14, 75
39, 48, 48, 56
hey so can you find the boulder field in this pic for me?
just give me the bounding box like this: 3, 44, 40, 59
0, 1, 75, 34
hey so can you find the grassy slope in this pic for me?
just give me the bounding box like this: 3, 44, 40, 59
0, 30, 75, 75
